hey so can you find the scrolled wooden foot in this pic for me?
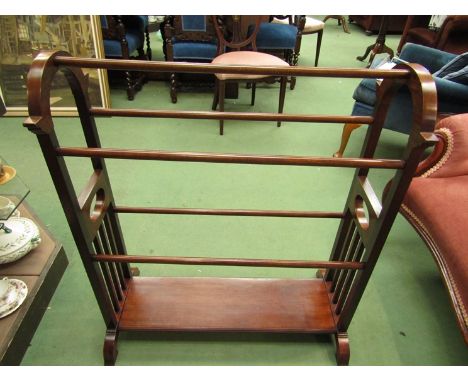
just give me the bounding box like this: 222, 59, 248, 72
334, 332, 350, 366
334, 123, 363, 158
357, 45, 373, 62
103, 329, 119, 366
316, 269, 325, 279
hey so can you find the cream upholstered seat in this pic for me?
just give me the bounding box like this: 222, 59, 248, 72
272, 15, 324, 32
272, 16, 324, 67
211, 16, 289, 135
211, 51, 289, 80
303, 17, 325, 33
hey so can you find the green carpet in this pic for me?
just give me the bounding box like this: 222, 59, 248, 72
1, 17, 467, 365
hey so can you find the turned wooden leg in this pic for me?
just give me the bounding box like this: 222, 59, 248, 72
145, 28, 152, 61
251, 82, 256, 106
103, 329, 119, 366
333, 123, 362, 158
219, 80, 225, 135
125, 71, 135, 101
277, 77, 287, 127
334, 332, 350, 366
170, 73, 177, 103
315, 30, 323, 67
340, 17, 351, 34
212, 79, 219, 111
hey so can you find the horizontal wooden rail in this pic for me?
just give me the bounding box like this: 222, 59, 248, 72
54, 56, 411, 79
90, 108, 375, 125
114, 206, 345, 219
92, 254, 366, 270
57, 147, 405, 169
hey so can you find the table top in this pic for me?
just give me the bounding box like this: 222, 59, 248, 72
0, 201, 68, 365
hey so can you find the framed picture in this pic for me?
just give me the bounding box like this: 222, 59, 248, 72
0, 15, 110, 116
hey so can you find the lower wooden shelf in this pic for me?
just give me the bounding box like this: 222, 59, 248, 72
119, 277, 337, 333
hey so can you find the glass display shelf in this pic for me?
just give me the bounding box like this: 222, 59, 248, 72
0, 157, 30, 232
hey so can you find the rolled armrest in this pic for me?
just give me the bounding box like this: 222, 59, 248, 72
435, 77, 468, 108
399, 43, 456, 73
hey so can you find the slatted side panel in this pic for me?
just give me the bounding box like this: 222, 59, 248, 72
91, 219, 128, 313
327, 219, 366, 316
77, 170, 130, 315
325, 174, 383, 320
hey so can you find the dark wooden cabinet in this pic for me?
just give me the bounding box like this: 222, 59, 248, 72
349, 15, 408, 35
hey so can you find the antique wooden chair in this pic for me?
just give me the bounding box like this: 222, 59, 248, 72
100, 15, 150, 100
397, 15, 468, 55
211, 16, 289, 135
294, 16, 325, 67
163, 16, 218, 103
246, 16, 304, 90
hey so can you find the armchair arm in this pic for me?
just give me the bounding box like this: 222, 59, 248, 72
435, 77, 468, 107
399, 43, 456, 73
436, 16, 468, 49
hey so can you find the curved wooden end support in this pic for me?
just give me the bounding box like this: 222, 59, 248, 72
23, 50, 68, 135
103, 329, 119, 366
334, 332, 350, 366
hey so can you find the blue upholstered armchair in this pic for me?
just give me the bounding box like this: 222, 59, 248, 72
334, 43, 468, 157
163, 16, 218, 103
101, 15, 150, 100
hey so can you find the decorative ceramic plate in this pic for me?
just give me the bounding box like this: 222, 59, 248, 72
0, 279, 28, 319
0, 217, 41, 264
0, 165, 16, 185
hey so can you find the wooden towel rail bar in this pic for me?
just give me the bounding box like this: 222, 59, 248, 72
90, 107, 375, 125
24, 50, 437, 366
113, 206, 345, 218
92, 255, 365, 270
56, 147, 406, 169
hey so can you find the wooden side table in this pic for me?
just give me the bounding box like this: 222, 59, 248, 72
0, 201, 68, 365
356, 16, 394, 68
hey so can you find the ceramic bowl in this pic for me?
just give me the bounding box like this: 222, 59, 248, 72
0, 217, 41, 264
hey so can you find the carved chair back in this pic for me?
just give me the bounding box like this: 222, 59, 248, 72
100, 16, 125, 41
170, 16, 217, 42
211, 15, 262, 55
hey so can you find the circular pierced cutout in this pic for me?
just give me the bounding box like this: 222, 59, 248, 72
89, 188, 105, 221
354, 195, 369, 230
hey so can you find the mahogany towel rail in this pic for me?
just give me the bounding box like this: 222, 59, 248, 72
24, 51, 437, 365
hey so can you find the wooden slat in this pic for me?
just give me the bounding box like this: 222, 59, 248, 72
114, 206, 345, 219
118, 277, 336, 332
54, 56, 410, 79
57, 147, 405, 169
90, 107, 374, 125
92, 254, 365, 270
